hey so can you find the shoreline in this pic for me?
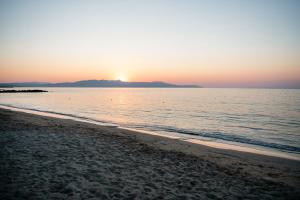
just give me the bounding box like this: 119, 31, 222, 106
1, 107, 300, 199
1, 104, 299, 161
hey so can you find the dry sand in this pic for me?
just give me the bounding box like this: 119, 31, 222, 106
0, 108, 299, 199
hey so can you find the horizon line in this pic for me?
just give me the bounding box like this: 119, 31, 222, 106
0, 79, 300, 89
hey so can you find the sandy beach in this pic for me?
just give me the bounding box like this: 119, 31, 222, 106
0, 108, 299, 199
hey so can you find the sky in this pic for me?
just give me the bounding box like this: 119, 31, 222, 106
0, 0, 300, 87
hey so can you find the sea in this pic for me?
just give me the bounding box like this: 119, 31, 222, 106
1, 88, 300, 160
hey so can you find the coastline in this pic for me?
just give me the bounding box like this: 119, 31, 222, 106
1, 107, 299, 199
1, 104, 299, 161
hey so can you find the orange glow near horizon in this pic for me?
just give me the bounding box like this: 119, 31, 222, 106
1, 51, 300, 85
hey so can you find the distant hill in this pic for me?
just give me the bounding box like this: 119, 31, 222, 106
0, 80, 200, 88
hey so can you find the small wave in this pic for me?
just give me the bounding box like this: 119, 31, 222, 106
228, 125, 275, 131
133, 124, 300, 153
0, 104, 117, 127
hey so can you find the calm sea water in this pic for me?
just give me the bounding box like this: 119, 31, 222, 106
1, 88, 300, 158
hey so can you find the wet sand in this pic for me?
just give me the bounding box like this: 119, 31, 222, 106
0, 108, 299, 199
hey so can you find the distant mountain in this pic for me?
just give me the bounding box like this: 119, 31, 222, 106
0, 80, 200, 88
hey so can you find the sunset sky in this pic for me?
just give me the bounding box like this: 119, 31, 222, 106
0, 0, 299, 87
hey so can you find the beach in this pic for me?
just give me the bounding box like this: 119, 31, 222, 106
0, 108, 299, 200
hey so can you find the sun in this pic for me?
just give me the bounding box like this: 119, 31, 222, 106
116, 74, 128, 82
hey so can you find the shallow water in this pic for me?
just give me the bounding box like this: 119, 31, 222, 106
1, 88, 299, 158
